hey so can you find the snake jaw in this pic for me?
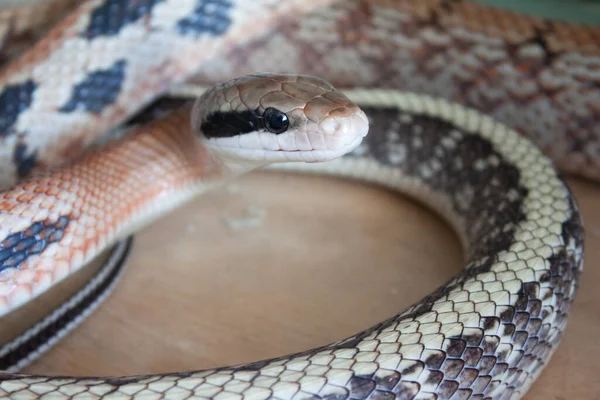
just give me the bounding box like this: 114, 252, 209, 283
204, 132, 366, 164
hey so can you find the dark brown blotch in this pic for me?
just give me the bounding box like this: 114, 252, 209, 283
496, 344, 513, 362
526, 318, 542, 336
521, 282, 540, 298
26, 240, 46, 254
538, 272, 550, 283
514, 312, 530, 330
502, 323, 516, 338
445, 338, 467, 357
499, 307, 515, 323
482, 317, 500, 333
373, 371, 400, 391
442, 358, 465, 380
539, 307, 553, 322
400, 361, 424, 377
482, 336, 500, 354
59, 60, 127, 114
0, 215, 72, 273
458, 367, 479, 387
1, 235, 19, 248
425, 351, 446, 370
464, 328, 484, 346
369, 390, 395, 400
13, 237, 34, 252
321, 392, 348, 400
0, 80, 38, 137
463, 347, 483, 367
82, 0, 167, 39
551, 275, 564, 290
452, 389, 474, 400
514, 294, 528, 311
395, 382, 420, 400
2, 253, 26, 268
437, 380, 459, 399
477, 356, 496, 375
47, 230, 64, 242
527, 299, 542, 317
424, 370, 444, 387
349, 376, 376, 399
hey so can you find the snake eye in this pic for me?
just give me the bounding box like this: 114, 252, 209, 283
263, 108, 289, 134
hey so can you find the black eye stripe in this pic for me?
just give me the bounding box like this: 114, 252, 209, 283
200, 110, 259, 138
200, 108, 289, 138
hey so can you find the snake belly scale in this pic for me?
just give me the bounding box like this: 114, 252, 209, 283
0, 0, 590, 399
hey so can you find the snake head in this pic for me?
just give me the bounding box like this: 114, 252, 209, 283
192, 73, 369, 164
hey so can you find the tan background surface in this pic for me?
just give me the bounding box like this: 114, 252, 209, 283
17, 171, 600, 399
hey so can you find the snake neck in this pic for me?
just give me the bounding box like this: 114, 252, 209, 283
0, 105, 256, 316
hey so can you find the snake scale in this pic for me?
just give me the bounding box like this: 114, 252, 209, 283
0, 0, 597, 398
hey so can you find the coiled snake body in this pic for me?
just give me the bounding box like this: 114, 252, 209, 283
0, 0, 596, 398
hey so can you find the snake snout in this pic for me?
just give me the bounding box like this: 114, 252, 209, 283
318, 106, 369, 152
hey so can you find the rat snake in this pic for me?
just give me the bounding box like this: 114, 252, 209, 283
0, 0, 596, 398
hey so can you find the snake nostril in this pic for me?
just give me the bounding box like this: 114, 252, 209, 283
320, 118, 343, 137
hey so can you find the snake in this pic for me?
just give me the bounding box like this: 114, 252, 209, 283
0, 0, 596, 398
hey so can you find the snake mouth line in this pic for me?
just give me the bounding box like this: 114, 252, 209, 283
207, 135, 364, 162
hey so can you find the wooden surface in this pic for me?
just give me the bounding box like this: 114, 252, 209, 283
19, 171, 600, 399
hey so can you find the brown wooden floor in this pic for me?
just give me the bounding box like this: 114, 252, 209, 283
21, 171, 600, 399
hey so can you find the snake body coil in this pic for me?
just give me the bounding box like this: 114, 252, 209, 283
0, 0, 594, 398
